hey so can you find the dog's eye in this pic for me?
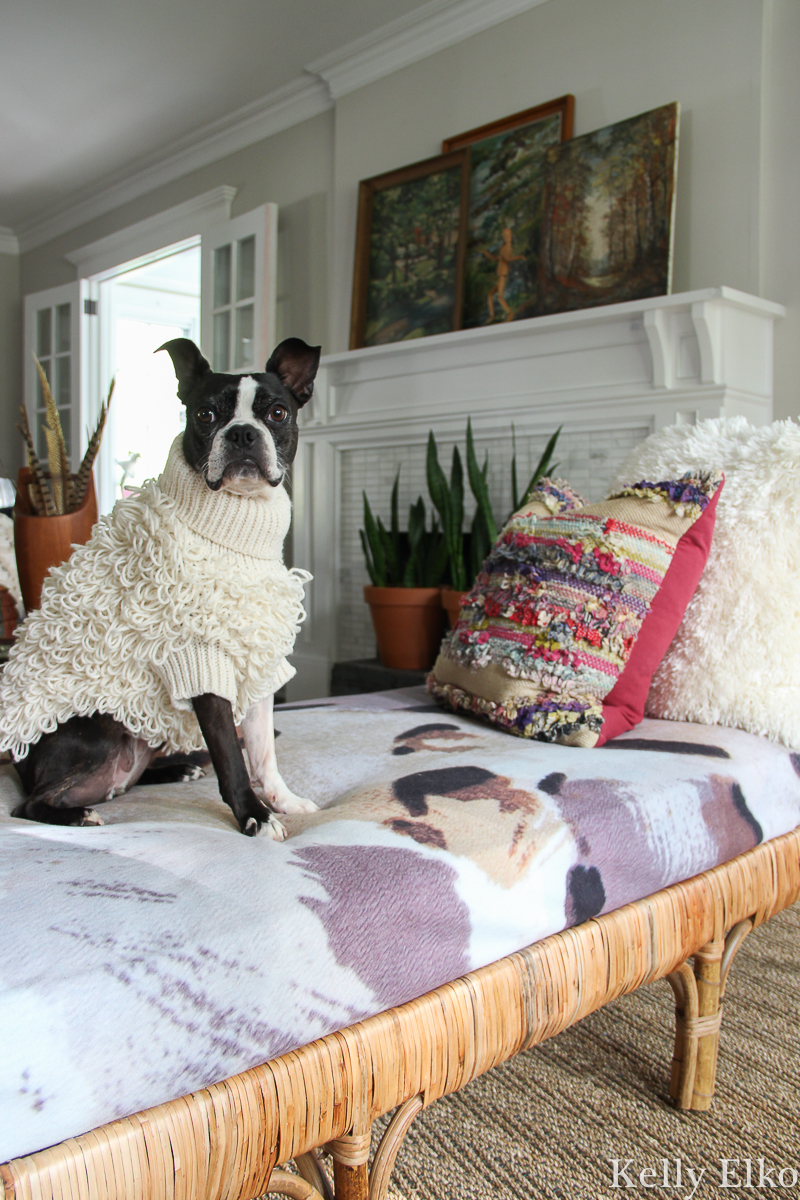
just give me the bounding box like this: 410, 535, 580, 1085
197, 408, 216, 424
269, 405, 288, 423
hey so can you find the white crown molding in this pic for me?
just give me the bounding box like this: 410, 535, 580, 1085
306, 0, 554, 98
64, 186, 237, 278
16, 0, 553, 255
0, 227, 19, 255
16, 77, 330, 255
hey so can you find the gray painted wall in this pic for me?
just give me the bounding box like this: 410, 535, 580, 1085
4, 0, 800, 437
0, 251, 21, 479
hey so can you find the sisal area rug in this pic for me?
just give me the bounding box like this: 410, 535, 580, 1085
359, 901, 800, 1199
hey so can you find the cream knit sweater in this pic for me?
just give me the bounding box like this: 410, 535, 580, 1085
0, 438, 311, 760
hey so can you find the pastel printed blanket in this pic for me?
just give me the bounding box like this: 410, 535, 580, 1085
1, 687, 799, 1163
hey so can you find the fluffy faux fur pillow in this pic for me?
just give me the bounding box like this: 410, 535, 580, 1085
612, 418, 800, 749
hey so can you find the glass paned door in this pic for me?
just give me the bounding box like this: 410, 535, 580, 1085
23, 282, 85, 470
210, 233, 257, 370
201, 205, 277, 375
35, 302, 72, 457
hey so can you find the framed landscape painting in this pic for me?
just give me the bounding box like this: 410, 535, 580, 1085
443, 96, 574, 329
535, 102, 680, 316
349, 152, 470, 349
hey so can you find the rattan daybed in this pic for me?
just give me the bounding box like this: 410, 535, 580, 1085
2, 688, 799, 1200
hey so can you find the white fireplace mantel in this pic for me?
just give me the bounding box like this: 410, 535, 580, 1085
287, 287, 784, 699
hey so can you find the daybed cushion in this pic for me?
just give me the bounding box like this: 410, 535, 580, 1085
428, 473, 722, 745
613, 418, 800, 748
2, 685, 799, 1163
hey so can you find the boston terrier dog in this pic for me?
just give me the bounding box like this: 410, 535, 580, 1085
10, 337, 320, 838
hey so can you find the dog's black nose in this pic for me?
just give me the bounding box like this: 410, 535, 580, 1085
225, 424, 258, 448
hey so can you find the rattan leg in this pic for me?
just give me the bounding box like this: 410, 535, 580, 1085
689, 936, 725, 1109
666, 961, 700, 1109
667, 919, 754, 1112
294, 1151, 334, 1200
266, 1168, 328, 1199
369, 1096, 424, 1200
327, 1133, 371, 1200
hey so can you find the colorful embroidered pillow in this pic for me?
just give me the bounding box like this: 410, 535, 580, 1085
428, 473, 723, 746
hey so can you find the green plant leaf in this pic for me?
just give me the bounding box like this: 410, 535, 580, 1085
450, 444, 464, 532
359, 529, 378, 586
470, 508, 491, 580
376, 515, 401, 585
426, 431, 452, 529
362, 492, 387, 586
521, 425, 562, 502
390, 469, 402, 575
466, 418, 497, 544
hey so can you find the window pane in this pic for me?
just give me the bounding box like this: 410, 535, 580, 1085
213, 311, 230, 372
236, 235, 255, 301
235, 304, 254, 369
54, 354, 71, 408
37, 308, 52, 358
213, 244, 231, 308
55, 303, 71, 354
35, 358, 51, 407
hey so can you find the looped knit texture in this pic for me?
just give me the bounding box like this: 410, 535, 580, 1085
0, 438, 311, 759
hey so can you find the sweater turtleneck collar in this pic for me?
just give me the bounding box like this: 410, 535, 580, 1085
158, 436, 291, 561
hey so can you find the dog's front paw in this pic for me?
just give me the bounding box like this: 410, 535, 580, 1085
272, 791, 318, 815
255, 774, 318, 815
80, 808, 104, 827
244, 813, 287, 840
180, 764, 206, 782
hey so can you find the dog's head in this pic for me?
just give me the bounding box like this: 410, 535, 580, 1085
157, 337, 320, 493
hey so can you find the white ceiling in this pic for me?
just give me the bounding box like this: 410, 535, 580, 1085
0, 0, 435, 234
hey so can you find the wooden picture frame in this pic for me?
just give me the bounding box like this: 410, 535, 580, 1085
535, 101, 680, 316
349, 151, 470, 350
441, 94, 574, 153
443, 97, 575, 330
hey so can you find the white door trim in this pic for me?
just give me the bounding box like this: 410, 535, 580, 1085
64, 187, 236, 278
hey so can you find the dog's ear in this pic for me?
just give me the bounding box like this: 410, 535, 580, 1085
266, 338, 321, 406
157, 339, 211, 402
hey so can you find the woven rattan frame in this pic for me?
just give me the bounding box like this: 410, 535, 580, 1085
3, 827, 799, 1200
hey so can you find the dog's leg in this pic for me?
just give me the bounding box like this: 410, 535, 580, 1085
241, 695, 318, 814
12, 716, 153, 827
138, 751, 208, 786
192, 693, 286, 838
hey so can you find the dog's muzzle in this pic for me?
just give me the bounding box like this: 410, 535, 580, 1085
205, 423, 281, 489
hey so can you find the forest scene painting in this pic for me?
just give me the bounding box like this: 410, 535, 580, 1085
362, 160, 466, 346
536, 102, 679, 316
462, 111, 564, 328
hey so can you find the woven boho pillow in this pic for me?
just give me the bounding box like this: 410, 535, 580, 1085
428, 473, 723, 746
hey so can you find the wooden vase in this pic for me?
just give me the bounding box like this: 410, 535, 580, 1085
364, 585, 446, 671
14, 470, 98, 613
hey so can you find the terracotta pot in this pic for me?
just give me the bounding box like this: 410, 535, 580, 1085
364, 585, 446, 670
14, 469, 98, 613
440, 587, 468, 629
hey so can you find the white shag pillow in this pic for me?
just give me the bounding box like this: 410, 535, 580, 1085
612, 417, 800, 749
